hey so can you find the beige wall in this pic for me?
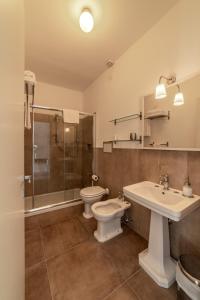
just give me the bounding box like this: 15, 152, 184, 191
35, 81, 83, 111
144, 74, 200, 149
0, 0, 24, 299
84, 0, 200, 148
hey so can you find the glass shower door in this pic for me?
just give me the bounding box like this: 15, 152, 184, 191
24, 107, 94, 212
63, 114, 94, 202
32, 108, 65, 209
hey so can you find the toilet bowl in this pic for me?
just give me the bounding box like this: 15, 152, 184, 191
80, 186, 109, 219
91, 198, 131, 242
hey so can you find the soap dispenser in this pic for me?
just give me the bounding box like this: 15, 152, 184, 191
183, 176, 193, 197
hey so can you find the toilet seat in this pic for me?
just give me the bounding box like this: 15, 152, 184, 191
80, 186, 109, 219
92, 198, 131, 242
92, 198, 130, 221
80, 186, 106, 198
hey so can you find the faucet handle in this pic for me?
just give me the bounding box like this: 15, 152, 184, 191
164, 173, 169, 181
159, 174, 164, 181
160, 173, 168, 179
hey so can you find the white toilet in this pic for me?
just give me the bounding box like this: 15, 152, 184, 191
80, 186, 109, 219
91, 198, 131, 242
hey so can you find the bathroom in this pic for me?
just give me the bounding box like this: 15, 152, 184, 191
1, 0, 200, 299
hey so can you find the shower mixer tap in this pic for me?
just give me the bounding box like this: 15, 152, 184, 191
24, 175, 32, 184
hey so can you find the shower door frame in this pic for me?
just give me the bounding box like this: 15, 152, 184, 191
25, 104, 95, 214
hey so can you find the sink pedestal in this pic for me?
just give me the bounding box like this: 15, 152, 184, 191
139, 211, 176, 288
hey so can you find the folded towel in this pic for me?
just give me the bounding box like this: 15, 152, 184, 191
63, 109, 79, 124
145, 109, 168, 119
144, 119, 151, 137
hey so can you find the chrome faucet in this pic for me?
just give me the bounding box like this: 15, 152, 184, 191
159, 174, 169, 190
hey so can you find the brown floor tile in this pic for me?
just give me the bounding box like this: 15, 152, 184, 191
47, 239, 121, 300
38, 204, 84, 228
25, 229, 44, 268
41, 217, 90, 259
38, 209, 71, 228
105, 284, 139, 300
127, 269, 177, 300
102, 231, 147, 281
77, 215, 97, 235
25, 215, 40, 232
58, 217, 90, 250
41, 224, 65, 259
25, 262, 52, 300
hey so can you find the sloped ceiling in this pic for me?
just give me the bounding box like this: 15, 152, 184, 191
25, 0, 178, 91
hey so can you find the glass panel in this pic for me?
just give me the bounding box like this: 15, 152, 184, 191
32, 108, 65, 210
24, 114, 33, 211
64, 114, 94, 202
24, 108, 94, 212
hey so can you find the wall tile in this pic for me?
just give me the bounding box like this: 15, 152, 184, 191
188, 151, 200, 195
159, 151, 188, 190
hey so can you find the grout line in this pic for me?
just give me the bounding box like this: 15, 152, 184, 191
26, 212, 145, 300
43, 234, 95, 264
38, 216, 95, 264
102, 268, 141, 300
39, 226, 53, 300
25, 260, 45, 272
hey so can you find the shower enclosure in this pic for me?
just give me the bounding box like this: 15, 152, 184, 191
24, 105, 94, 212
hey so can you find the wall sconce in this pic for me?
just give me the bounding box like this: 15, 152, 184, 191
174, 84, 184, 106
155, 75, 176, 100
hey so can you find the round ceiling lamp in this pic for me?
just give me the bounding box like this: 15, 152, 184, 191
79, 8, 94, 33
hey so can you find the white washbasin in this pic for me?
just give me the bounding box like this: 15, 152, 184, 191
123, 181, 200, 289
123, 181, 200, 221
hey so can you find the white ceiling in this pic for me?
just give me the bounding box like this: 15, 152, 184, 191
25, 0, 178, 91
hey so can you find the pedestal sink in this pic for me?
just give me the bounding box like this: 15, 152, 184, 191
123, 181, 200, 288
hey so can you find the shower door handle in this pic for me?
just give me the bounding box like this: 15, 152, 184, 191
24, 175, 32, 184
33, 144, 38, 159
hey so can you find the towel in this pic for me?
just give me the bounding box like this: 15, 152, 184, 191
145, 109, 168, 119
144, 119, 151, 137
63, 109, 79, 124
24, 97, 31, 129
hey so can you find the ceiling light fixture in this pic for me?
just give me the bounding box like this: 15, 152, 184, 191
79, 8, 94, 33
174, 84, 184, 106
155, 75, 176, 100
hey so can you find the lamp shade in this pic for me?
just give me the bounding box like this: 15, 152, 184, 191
79, 9, 94, 33
155, 83, 167, 99
174, 92, 184, 106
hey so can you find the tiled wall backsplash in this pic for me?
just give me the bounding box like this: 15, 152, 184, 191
96, 148, 200, 259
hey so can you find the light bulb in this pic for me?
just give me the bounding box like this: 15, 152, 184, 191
79, 8, 94, 33
174, 92, 184, 106
155, 83, 167, 100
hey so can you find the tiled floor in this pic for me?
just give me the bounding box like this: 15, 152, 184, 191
25, 204, 178, 300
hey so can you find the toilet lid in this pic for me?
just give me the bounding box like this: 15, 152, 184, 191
80, 186, 105, 197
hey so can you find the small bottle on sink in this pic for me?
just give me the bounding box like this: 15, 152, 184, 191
183, 176, 193, 197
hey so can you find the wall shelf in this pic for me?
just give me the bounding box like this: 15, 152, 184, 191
104, 133, 142, 145
145, 111, 170, 120
109, 112, 142, 125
